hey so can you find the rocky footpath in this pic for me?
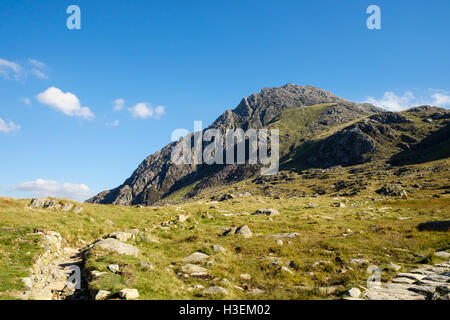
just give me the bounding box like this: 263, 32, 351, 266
17, 231, 87, 300
344, 254, 450, 300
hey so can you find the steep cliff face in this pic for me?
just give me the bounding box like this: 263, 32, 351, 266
86, 84, 382, 206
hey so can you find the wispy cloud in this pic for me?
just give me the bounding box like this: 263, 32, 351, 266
365, 89, 450, 111
12, 178, 91, 201
21, 97, 32, 106
28, 58, 48, 79
0, 117, 21, 133
106, 120, 120, 127
0, 58, 22, 80
28, 58, 46, 69
0, 58, 48, 80
129, 102, 165, 119
37, 87, 95, 119
113, 98, 125, 111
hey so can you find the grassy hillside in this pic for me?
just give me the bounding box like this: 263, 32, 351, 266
1, 157, 449, 300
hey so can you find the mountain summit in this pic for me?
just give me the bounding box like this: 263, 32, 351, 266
86, 84, 448, 206
86, 85, 383, 206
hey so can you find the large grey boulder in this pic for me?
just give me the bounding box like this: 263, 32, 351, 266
252, 208, 280, 216
92, 238, 139, 257
182, 252, 209, 263
181, 264, 208, 276
223, 225, 252, 238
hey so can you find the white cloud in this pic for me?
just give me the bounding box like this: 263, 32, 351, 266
431, 92, 450, 107
365, 89, 450, 111
21, 97, 32, 106
129, 102, 153, 118
154, 105, 166, 119
37, 87, 94, 119
129, 102, 165, 119
12, 178, 91, 201
106, 120, 119, 127
0, 58, 22, 80
113, 98, 125, 111
0, 117, 21, 133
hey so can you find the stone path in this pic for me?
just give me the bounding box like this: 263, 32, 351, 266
16, 231, 88, 300
363, 260, 450, 300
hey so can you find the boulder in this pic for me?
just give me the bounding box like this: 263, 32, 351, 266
202, 286, 228, 295
181, 264, 208, 276
108, 264, 120, 273
182, 252, 209, 263
109, 231, 134, 242
252, 208, 280, 216
118, 288, 139, 300
434, 251, 450, 259
92, 238, 139, 257
222, 225, 252, 238
345, 287, 361, 298
95, 290, 111, 300
212, 245, 226, 253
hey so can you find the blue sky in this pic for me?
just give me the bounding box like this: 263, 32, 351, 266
1, 0, 449, 201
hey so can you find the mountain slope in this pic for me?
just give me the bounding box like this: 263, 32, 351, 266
87, 84, 382, 206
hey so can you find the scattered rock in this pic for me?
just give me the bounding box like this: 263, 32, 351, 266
182, 252, 209, 263
109, 231, 135, 242
108, 264, 120, 273
176, 214, 188, 223
223, 225, 252, 238
212, 245, 226, 254
345, 287, 361, 298
136, 261, 152, 271
95, 290, 111, 300
349, 258, 369, 266
386, 263, 402, 271
118, 288, 139, 300
240, 274, 251, 280
250, 288, 264, 295
252, 208, 280, 216
267, 232, 300, 239
181, 264, 208, 276
92, 238, 139, 257
434, 251, 450, 259
203, 286, 228, 296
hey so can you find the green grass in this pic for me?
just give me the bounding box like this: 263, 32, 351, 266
0, 156, 449, 299
0, 226, 42, 299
